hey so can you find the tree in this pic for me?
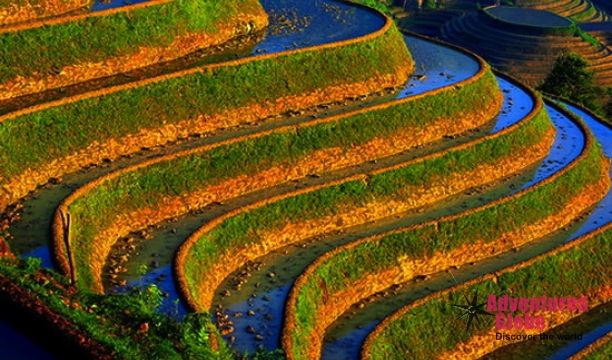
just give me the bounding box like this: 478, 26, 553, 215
538, 53, 603, 112
423, 0, 438, 9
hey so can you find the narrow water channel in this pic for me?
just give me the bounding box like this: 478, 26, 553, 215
549, 325, 612, 359
91, 0, 151, 12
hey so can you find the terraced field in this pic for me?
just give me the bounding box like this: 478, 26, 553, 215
441, 6, 612, 87
435, 0, 609, 22
515, 0, 610, 22
1, 0, 612, 359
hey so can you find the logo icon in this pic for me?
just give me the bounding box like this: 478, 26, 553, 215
449, 271, 494, 332
452, 288, 494, 332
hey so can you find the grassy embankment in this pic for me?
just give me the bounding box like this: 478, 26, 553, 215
583, 335, 612, 359
284, 110, 609, 359
58, 67, 498, 291
0, 21, 412, 212
178, 100, 554, 313
363, 222, 612, 359
0, 0, 266, 86
0, 2, 408, 358
0, 0, 90, 25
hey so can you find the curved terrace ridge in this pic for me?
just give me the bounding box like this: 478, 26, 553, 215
172, 32, 500, 312
0, 0, 270, 100
357, 97, 612, 359
281, 97, 610, 359
314, 92, 588, 359
175, 85, 546, 313
361, 174, 612, 359
1, 1, 415, 357
214, 71, 557, 356
0, 0, 90, 26
319, 98, 602, 359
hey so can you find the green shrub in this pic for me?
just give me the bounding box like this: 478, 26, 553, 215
538, 53, 603, 113
0, 257, 233, 359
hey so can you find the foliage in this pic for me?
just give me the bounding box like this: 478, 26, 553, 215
236, 348, 286, 360
575, 27, 601, 47
538, 53, 612, 124
423, 0, 438, 9
0, 257, 233, 359
538, 53, 604, 113
350, 0, 390, 12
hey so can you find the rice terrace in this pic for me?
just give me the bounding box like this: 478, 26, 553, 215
1, 0, 612, 359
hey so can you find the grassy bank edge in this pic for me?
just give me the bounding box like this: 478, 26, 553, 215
0, 0, 265, 83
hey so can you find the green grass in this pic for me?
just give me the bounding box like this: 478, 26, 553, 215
587, 336, 612, 360
0, 0, 263, 82
287, 120, 606, 358
571, 5, 597, 22
182, 103, 552, 311
0, 23, 411, 194
575, 27, 601, 47
0, 257, 234, 360
349, 0, 392, 13
65, 68, 497, 290
366, 226, 612, 359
